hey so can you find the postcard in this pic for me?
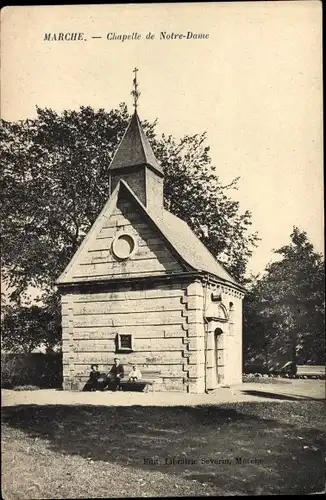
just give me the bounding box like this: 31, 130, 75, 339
1, 2, 324, 498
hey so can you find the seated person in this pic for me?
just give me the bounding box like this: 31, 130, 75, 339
106, 358, 124, 391
128, 365, 142, 382
83, 364, 102, 391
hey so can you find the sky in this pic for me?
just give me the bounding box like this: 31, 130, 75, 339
1, 2, 323, 276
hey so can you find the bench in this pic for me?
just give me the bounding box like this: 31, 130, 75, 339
117, 370, 162, 392
83, 369, 162, 392
274, 363, 325, 379
296, 365, 325, 379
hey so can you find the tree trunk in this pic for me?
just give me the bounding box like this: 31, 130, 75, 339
291, 332, 297, 376
264, 342, 269, 373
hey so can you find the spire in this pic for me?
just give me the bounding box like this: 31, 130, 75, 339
109, 112, 163, 175
109, 70, 163, 176
109, 70, 164, 218
131, 67, 140, 110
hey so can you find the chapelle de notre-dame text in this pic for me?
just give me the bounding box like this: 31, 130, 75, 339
43, 31, 209, 42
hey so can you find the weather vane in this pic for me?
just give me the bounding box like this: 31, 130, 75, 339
131, 67, 141, 109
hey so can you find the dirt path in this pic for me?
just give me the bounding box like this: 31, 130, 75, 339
2, 383, 325, 497
2, 379, 324, 408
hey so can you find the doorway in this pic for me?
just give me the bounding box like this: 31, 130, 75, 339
214, 327, 224, 384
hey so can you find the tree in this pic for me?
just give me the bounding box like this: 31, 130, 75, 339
243, 227, 325, 371
1, 104, 259, 351
1, 293, 61, 353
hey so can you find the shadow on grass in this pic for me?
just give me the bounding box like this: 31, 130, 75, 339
2, 402, 325, 495
241, 390, 322, 401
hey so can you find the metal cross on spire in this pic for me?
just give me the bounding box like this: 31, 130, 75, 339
131, 67, 141, 110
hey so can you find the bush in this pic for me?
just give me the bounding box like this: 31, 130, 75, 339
242, 374, 291, 384
13, 385, 41, 391
1, 353, 62, 389
243, 364, 270, 375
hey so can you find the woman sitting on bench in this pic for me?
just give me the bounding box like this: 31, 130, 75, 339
128, 365, 142, 383
83, 364, 105, 391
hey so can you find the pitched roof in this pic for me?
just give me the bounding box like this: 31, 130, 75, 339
160, 210, 239, 286
56, 184, 121, 284
118, 181, 241, 288
56, 180, 242, 289
109, 111, 163, 176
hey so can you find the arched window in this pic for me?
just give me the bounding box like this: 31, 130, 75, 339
215, 327, 223, 337
205, 302, 228, 322
229, 302, 234, 335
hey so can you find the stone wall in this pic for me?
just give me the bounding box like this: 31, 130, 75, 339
61, 280, 206, 393
111, 167, 146, 206
145, 168, 164, 219
226, 293, 243, 384
204, 283, 243, 387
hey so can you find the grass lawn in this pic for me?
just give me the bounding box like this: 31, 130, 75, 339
2, 401, 325, 498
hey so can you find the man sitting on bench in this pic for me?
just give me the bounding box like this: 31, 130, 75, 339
128, 365, 142, 383
107, 358, 124, 391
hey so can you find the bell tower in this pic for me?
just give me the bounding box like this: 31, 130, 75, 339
108, 69, 164, 218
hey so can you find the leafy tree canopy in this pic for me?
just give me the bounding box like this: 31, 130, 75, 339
244, 227, 325, 369
1, 293, 61, 353
1, 103, 259, 303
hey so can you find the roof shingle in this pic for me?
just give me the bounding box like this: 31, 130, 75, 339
160, 210, 239, 285
120, 180, 240, 287
109, 111, 163, 176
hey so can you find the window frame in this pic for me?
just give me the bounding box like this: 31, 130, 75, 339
111, 232, 137, 261
116, 333, 133, 352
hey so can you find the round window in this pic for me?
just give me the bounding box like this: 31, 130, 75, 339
111, 234, 136, 260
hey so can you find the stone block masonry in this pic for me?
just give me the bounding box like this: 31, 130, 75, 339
61, 282, 199, 392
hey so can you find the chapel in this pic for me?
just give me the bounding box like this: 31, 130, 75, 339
56, 73, 245, 392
